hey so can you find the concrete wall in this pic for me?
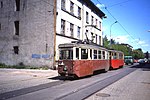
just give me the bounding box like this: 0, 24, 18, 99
0, 0, 55, 68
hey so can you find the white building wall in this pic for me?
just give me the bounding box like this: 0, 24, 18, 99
56, 0, 105, 60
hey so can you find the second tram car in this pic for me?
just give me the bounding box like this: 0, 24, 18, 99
109, 49, 124, 69
57, 43, 110, 78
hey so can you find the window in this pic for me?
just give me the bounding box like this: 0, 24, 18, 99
98, 50, 101, 59
86, 30, 88, 40
119, 53, 123, 59
94, 50, 97, 59
70, 23, 74, 37
90, 49, 92, 59
14, 21, 19, 35
99, 21, 101, 30
77, 26, 80, 39
0, 1, 3, 8
114, 53, 117, 59
61, 19, 65, 35
13, 46, 19, 54
0, 23, 1, 30
78, 7, 81, 18
95, 19, 98, 26
102, 51, 105, 59
99, 36, 101, 45
59, 49, 73, 60
91, 33, 94, 41
81, 49, 88, 59
95, 34, 98, 44
15, 0, 20, 11
91, 16, 94, 25
76, 48, 79, 59
61, 0, 66, 10
86, 12, 89, 23
70, 1, 74, 14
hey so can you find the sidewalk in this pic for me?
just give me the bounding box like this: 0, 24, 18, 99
0, 68, 58, 94
85, 64, 150, 100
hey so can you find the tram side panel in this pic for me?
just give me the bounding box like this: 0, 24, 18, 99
92, 60, 109, 71
111, 59, 124, 69
73, 60, 93, 77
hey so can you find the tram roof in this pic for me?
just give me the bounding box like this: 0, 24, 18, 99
108, 49, 124, 54
59, 43, 108, 50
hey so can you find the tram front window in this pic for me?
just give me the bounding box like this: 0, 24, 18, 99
59, 50, 73, 60
81, 49, 88, 59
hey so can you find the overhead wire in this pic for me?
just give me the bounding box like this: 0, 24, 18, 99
107, 0, 134, 8
95, 0, 146, 51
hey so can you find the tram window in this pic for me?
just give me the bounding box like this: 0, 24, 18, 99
81, 49, 88, 59
114, 53, 117, 59
76, 48, 79, 59
94, 50, 97, 59
59, 50, 73, 60
98, 50, 101, 59
119, 53, 123, 59
90, 49, 92, 59
102, 51, 105, 59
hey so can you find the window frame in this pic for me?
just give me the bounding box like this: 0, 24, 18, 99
61, 19, 65, 35
61, 0, 66, 10
70, 23, 74, 37
77, 26, 80, 39
70, 1, 74, 14
78, 7, 81, 18
86, 11, 89, 23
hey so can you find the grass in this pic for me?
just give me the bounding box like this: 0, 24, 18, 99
0, 63, 49, 70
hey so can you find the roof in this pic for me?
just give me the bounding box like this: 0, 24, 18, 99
78, 0, 105, 18
59, 43, 108, 50
108, 49, 124, 54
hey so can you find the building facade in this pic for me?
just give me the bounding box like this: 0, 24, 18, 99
0, 0, 105, 68
55, 0, 105, 60
0, 0, 55, 68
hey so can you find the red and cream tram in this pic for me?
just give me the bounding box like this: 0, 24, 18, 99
109, 49, 124, 69
57, 43, 110, 78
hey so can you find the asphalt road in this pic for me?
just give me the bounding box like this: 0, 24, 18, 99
86, 63, 150, 100
0, 64, 142, 100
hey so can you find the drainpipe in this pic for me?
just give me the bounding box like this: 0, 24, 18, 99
53, 0, 57, 69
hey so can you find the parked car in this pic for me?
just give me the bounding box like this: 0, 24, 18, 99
124, 56, 134, 65
148, 58, 150, 63
138, 59, 146, 65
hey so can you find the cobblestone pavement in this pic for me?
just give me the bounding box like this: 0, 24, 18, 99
0, 68, 58, 94
85, 64, 150, 100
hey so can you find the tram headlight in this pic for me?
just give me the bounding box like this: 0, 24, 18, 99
63, 66, 68, 71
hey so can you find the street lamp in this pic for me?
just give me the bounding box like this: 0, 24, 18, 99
110, 21, 117, 48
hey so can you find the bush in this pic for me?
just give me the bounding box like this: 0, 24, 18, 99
0, 63, 43, 70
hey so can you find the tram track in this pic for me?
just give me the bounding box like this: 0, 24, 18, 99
0, 79, 67, 100
0, 65, 138, 100
56, 67, 137, 100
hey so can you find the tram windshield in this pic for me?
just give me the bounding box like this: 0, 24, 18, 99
59, 49, 73, 60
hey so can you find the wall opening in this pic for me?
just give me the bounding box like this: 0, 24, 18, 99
13, 46, 19, 54
15, 0, 20, 11
14, 21, 19, 35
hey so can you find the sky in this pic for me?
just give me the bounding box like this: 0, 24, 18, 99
91, 0, 150, 53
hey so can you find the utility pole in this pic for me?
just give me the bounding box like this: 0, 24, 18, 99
110, 21, 117, 48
